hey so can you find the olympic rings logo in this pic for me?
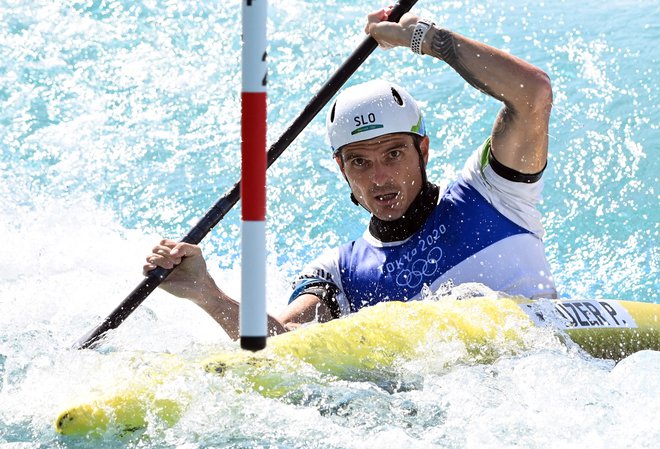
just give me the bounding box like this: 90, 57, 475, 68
395, 246, 443, 289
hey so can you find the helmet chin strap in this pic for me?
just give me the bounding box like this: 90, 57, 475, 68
350, 192, 362, 207
415, 144, 429, 186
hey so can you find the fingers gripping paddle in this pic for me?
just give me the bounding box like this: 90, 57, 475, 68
74, 0, 419, 350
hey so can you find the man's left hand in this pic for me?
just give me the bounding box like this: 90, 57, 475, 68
365, 7, 419, 50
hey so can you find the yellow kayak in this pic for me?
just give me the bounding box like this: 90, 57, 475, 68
55, 296, 660, 437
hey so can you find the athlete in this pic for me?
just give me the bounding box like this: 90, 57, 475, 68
143, 8, 556, 339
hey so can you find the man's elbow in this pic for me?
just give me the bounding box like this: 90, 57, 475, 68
530, 70, 553, 117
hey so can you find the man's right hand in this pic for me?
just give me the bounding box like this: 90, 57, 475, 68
143, 239, 210, 301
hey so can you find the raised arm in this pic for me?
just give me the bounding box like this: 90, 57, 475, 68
366, 8, 553, 175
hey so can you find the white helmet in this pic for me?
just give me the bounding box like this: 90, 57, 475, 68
326, 79, 426, 154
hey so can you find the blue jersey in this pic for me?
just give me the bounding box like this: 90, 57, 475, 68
336, 179, 530, 312
290, 141, 557, 316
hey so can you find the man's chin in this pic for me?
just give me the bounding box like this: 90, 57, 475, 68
372, 208, 405, 221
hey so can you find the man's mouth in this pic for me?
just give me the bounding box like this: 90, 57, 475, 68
374, 192, 399, 203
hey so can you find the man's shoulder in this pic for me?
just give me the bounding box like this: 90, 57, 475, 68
456, 138, 546, 236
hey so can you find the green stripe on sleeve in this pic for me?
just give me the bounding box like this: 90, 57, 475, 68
480, 137, 492, 171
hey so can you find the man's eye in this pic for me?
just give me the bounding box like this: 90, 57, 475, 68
389, 149, 402, 159
351, 158, 366, 167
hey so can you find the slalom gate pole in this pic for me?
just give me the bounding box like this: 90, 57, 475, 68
240, 0, 268, 351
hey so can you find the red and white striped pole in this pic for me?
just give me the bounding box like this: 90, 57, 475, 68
240, 0, 267, 351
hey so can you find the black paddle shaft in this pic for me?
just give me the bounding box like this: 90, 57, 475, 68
74, 0, 419, 350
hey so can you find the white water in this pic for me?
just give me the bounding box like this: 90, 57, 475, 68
1, 0, 658, 447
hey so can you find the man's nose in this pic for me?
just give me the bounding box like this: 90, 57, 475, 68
370, 160, 391, 186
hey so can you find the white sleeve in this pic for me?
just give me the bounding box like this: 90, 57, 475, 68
460, 139, 546, 237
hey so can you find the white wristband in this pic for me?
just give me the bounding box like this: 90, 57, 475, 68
410, 19, 435, 55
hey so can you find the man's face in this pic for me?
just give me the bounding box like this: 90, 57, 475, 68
336, 133, 429, 221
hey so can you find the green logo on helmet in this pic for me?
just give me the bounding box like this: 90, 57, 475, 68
351, 124, 384, 135
410, 115, 425, 135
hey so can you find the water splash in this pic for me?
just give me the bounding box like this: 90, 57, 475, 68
1, 0, 658, 447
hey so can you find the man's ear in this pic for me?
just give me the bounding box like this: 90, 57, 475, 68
335, 154, 347, 178
420, 136, 430, 165
335, 153, 361, 207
